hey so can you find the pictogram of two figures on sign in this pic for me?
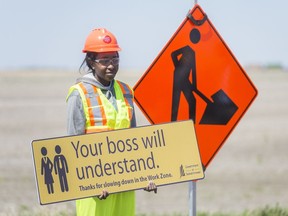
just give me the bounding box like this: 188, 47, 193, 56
171, 27, 238, 125
40, 145, 69, 194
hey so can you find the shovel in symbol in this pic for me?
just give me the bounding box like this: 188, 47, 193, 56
194, 89, 238, 125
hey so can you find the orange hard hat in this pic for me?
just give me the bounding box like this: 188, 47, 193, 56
82, 28, 121, 53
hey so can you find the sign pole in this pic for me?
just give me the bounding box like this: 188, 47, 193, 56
184, 2, 196, 216
190, 2, 198, 216
189, 181, 196, 216
189, 5, 197, 216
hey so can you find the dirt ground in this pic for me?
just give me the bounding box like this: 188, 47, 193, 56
0, 68, 287, 215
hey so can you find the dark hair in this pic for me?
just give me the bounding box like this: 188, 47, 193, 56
79, 52, 98, 74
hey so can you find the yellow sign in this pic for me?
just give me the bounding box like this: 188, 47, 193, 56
31, 120, 204, 205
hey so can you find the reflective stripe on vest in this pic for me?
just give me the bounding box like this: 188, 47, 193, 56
67, 80, 134, 133
116, 80, 134, 120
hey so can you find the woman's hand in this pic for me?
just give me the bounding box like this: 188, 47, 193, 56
143, 181, 157, 194
97, 190, 109, 200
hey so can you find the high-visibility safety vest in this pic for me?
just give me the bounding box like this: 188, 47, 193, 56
67, 80, 134, 133
67, 80, 135, 216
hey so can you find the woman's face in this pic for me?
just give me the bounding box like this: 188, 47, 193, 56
92, 51, 119, 86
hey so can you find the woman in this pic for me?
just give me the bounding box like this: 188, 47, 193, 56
66, 28, 156, 216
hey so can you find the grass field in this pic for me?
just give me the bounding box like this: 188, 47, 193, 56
7, 204, 288, 216
0, 68, 287, 215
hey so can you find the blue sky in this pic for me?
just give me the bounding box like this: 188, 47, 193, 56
1, 0, 287, 71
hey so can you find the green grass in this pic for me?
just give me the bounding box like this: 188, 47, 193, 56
137, 205, 288, 216
15, 205, 76, 216
198, 205, 288, 216
12, 204, 288, 216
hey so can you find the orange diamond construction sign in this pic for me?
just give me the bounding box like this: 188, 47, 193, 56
133, 4, 258, 168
